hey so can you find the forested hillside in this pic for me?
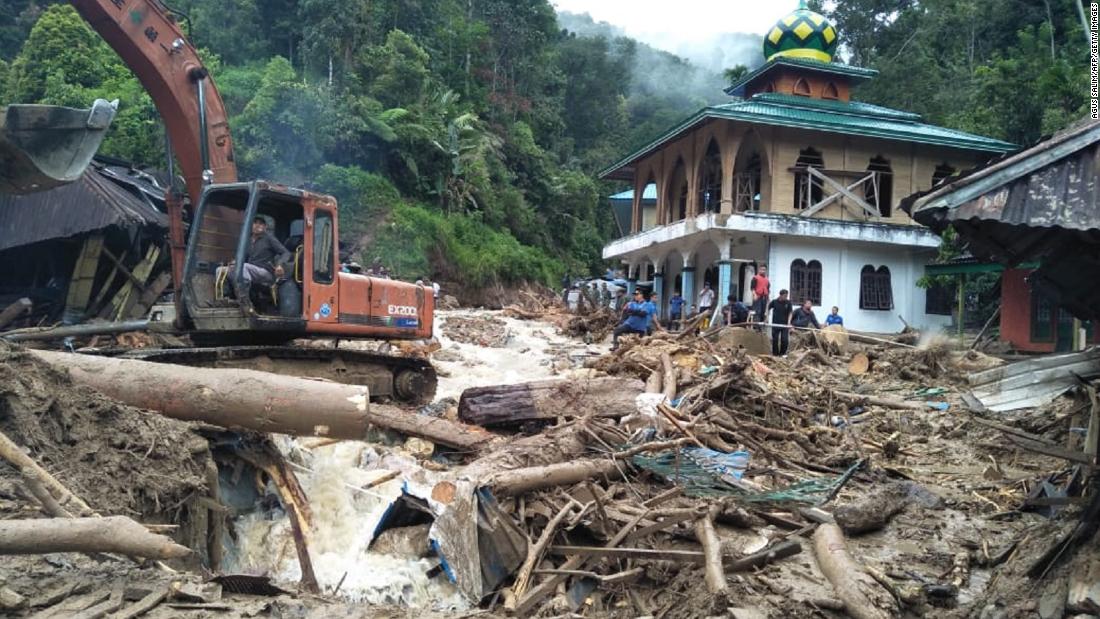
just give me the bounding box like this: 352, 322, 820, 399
0, 0, 712, 286
816, 0, 1090, 147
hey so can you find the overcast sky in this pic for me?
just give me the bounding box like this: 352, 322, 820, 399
551, 1, 786, 49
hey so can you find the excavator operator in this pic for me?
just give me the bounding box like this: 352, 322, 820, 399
221, 216, 292, 313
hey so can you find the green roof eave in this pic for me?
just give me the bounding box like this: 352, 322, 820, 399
598, 101, 1016, 180
724, 57, 878, 97
598, 109, 711, 180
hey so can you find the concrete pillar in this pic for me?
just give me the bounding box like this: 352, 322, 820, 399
627, 263, 638, 295
681, 266, 696, 318
653, 271, 665, 320
717, 260, 733, 307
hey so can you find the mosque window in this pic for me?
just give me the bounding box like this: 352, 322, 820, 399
865, 156, 893, 217
790, 259, 822, 306
860, 265, 894, 311
793, 148, 825, 210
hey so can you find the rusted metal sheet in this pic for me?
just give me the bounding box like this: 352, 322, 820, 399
0, 162, 167, 252
965, 348, 1100, 412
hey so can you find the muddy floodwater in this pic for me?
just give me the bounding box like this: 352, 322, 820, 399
227, 310, 600, 608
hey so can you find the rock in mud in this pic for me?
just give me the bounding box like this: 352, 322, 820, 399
833, 481, 939, 535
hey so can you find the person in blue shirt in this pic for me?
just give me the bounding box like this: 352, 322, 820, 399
668, 292, 684, 330
644, 292, 661, 334
612, 289, 650, 350
825, 306, 844, 327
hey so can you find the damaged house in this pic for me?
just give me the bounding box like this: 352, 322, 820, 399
0, 157, 170, 328
600, 1, 1015, 333
905, 118, 1100, 353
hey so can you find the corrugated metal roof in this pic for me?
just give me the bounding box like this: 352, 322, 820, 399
965, 348, 1100, 412
0, 162, 167, 252
904, 119, 1100, 321
724, 57, 878, 97
599, 94, 1015, 180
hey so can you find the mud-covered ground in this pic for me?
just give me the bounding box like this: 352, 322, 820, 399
0, 315, 1096, 618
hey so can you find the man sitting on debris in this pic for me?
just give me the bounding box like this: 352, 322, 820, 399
767, 289, 793, 356
721, 295, 750, 326
221, 216, 292, 314
791, 300, 822, 330
826, 306, 844, 327
612, 289, 651, 350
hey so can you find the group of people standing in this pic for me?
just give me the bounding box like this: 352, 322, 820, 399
609, 263, 846, 357
750, 266, 844, 356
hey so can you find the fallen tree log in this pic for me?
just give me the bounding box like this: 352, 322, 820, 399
458, 377, 645, 427
31, 350, 491, 450
488, 459, 621, 496
834, 391, 925, 411
0, 516, 190, 559
695, 508, 729, 597
812, 523, 896, 619
0, 298, 31, 330
0, 428, 95, 516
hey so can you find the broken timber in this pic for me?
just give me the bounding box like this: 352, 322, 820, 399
0, 298, 32, 330
0, 517, 190, 559
458, 377, 644, 427
31, 350, 491, 450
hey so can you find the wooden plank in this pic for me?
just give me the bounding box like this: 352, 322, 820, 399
116, 246, 160, 320
100, 247, 151, 294
112, 589, 168, 619
128, 271, 172, 319
1006, 434, 1094, 465
967, 414, 1060, 446
64, 235, 104, 318
100, 245, 158, 321
548, 545, 705, 564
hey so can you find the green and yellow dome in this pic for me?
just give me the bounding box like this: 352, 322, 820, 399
763, 1, 839, 63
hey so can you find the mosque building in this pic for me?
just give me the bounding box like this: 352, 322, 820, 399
600, 1, 1015, 331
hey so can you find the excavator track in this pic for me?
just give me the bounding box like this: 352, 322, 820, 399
118, 346, 437, 405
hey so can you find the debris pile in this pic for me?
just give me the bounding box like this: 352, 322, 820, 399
0, 314, 1097, 618
441, 314, 513, 348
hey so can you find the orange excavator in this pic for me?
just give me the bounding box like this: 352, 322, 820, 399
2, 0, 437, 403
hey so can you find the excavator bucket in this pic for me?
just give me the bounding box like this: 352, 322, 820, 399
0, 99, 118, 194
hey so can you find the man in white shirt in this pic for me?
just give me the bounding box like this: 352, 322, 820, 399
698, 282, 716, 323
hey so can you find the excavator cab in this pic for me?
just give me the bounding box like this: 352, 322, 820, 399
181, 180, 335, 337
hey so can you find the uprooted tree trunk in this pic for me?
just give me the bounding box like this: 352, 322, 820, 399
31, 350, 492, 450
0, 517, 190, 559
813, 523, 897, 619
458, 377, 644, 427
0, 298, 31, 330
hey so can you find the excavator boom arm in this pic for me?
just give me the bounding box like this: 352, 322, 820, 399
71, 0, 237, 204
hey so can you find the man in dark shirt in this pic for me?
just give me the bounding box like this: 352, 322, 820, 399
721, 295, 750, 326
791, 300, 822, 330
767, 289, 793, 356
226, 216, 292, 313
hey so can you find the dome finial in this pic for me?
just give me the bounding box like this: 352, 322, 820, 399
763, 2, 838, 63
